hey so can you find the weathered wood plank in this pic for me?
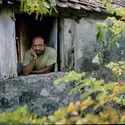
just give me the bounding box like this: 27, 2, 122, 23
0, 7, 17, 79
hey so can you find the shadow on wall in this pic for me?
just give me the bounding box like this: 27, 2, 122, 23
76, 47, 122, 73
76, 57, 100, 72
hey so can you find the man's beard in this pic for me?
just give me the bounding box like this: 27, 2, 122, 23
35, 50, 43, 56
35, 48, 45, 56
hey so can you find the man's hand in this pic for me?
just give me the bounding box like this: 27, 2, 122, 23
31, 65, 53, 74
30, 47, 37, 60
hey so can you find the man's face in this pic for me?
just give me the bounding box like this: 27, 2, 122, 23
32, 38, 46, 56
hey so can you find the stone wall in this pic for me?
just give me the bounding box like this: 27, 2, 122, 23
0, 73, 80, 117
73, 18, 125, 73
59, 17, 105, 72
59, 16, 125, 81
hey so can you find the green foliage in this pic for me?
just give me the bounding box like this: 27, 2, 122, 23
54, 71, 125, 105
106, 61, 125, 75
106, 61, 125, 81
20, 0, 57, 20
0, 104, 47, 125
96, 0, 125, 47
98, 52, 104, 66
100, 0, 125, 21
54, 71, 85, 85
96, 22, 107, 42
52, 70, 125, 124
1, 69, 125, 124
96, 17, 122, 68
96, 1, 125, 66
96, 17, 122, 48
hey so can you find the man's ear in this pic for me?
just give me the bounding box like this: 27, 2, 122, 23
44, 44, 46, 48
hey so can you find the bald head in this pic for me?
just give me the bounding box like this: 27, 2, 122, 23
32, 36, 46, 56
32, 36, 44, 44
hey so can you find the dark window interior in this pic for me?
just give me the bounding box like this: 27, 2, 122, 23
15, 14, 58, 74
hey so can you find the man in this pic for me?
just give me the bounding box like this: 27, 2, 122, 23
23, 36, 57, 75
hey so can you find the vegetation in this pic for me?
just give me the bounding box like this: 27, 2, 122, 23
95, 1, 125, 71
0, 105, 46, 125
20, 0, 57, 20
1, 69, 125, 124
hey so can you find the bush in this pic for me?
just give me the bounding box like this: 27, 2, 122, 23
1, 68, 125, 124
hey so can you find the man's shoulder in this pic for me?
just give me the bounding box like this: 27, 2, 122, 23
25, 50, 31, 56
46, 47, 56, 53
46, 47, 57, 57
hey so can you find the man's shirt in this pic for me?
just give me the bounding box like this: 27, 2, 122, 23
23, 47, 57, 70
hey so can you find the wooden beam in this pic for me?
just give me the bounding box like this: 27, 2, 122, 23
0, 7, 17, 79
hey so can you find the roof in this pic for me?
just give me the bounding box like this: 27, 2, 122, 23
56, 0, 125, 13
3, 0, 125, 14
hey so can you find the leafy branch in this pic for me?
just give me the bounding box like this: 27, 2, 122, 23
20, 0, 57, 20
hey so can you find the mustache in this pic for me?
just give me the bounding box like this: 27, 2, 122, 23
35, 50, 42, 52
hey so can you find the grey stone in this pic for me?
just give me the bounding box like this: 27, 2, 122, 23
53, 83, 66, 93
0, 72, 80, 117
40, 89, 49, 97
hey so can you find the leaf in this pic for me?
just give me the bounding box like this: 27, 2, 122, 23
40, 116, 47, 123
118, 61, 125, 65
44, 2, 50, 8
85, 114, 100, 124
118, 86, 125, 94
94, 97, 109, 110
54, 77, 64, 85
106, 3, 111, 11
112, 35, 121, 44
0, 114, 7, 123
104, 82, 115, 91
54, 71, 85, 85
96, 23, 107, 31
93, 79, 104, 88
69, 84, 81, 95
114, 97, 122, 105
76, 118, 88, 124
122, 99, 125, 105
55, 119, 67, 124
80, 89, 95, 99
53, 6, 58, 13
80, 97, 94, 110
106, 107, 118, 123
96, 30, 104, 42
48, 115, 57, 122
49, 7, 52, 15
67, 103, 77, 113
96, 92, 109, 101
105, 62, 119, 69
54, 108, 67, 120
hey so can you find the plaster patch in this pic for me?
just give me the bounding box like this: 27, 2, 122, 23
92, 54, 99, 64
77, 49, 83, 58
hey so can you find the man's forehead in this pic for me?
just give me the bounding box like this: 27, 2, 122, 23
33, 37, 44, 44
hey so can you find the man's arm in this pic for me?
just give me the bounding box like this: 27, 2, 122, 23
23, 48, 37, 75
23, 58, 36, 75
31, 65, 53, 74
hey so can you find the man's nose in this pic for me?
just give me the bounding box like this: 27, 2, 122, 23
36, 46, 40, 49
